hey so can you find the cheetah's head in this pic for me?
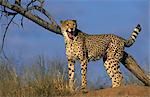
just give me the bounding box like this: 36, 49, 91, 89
60, 20, 77, 40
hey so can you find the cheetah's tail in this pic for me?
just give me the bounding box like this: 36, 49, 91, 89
125, 24, 141, 47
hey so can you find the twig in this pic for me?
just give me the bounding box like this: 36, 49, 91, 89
3, 5, 18, 16
0, 15, 16, 54
27, 0, 36, 10
0, 9, 17, 16
27, 5, 58, 26
1, 49, 10, 62
12, 20, 20, 28
15, 0, 21, 6
20, 16, 24, 28
27, 0, 44, 9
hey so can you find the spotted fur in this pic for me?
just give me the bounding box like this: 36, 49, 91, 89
60, 20, 141, 91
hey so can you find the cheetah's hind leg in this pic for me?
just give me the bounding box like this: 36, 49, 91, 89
103, 57, 123, 88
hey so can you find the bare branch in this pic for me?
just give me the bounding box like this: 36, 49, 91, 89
0, 0, 62, 35
27, 5, 58, 26
0, 0, 62, 61
0, 9, 17, 16
15, 0, 21, 6
27, 0, 44, 8
20, 16, 24, 28
1, 49, 10, 63
0, 15, 16, 54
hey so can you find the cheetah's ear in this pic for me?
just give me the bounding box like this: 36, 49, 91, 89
60, 20, 64, 24
72, 20, 76, 23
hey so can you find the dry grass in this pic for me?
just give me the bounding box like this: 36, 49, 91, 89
0, 56, 74, 97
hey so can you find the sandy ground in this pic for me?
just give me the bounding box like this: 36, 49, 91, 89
72, 85, 150, 97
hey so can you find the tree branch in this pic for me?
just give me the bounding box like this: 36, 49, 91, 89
0, 0, 62, 35
27, 5, 57, 26
121, 51, 150, 86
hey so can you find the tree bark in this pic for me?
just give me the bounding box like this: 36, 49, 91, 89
121, 52, 150, 86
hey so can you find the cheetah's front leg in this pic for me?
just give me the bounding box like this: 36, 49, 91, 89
80, 59, 88, 91
68, 59, 75, 91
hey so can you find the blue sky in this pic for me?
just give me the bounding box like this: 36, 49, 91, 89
0, 0, 149, 86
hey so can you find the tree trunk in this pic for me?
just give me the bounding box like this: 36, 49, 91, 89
121, 52, 150, 86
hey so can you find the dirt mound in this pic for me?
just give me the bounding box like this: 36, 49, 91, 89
74, 85, 150, 97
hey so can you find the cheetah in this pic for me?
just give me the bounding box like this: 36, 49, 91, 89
60, 20, 141, 91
